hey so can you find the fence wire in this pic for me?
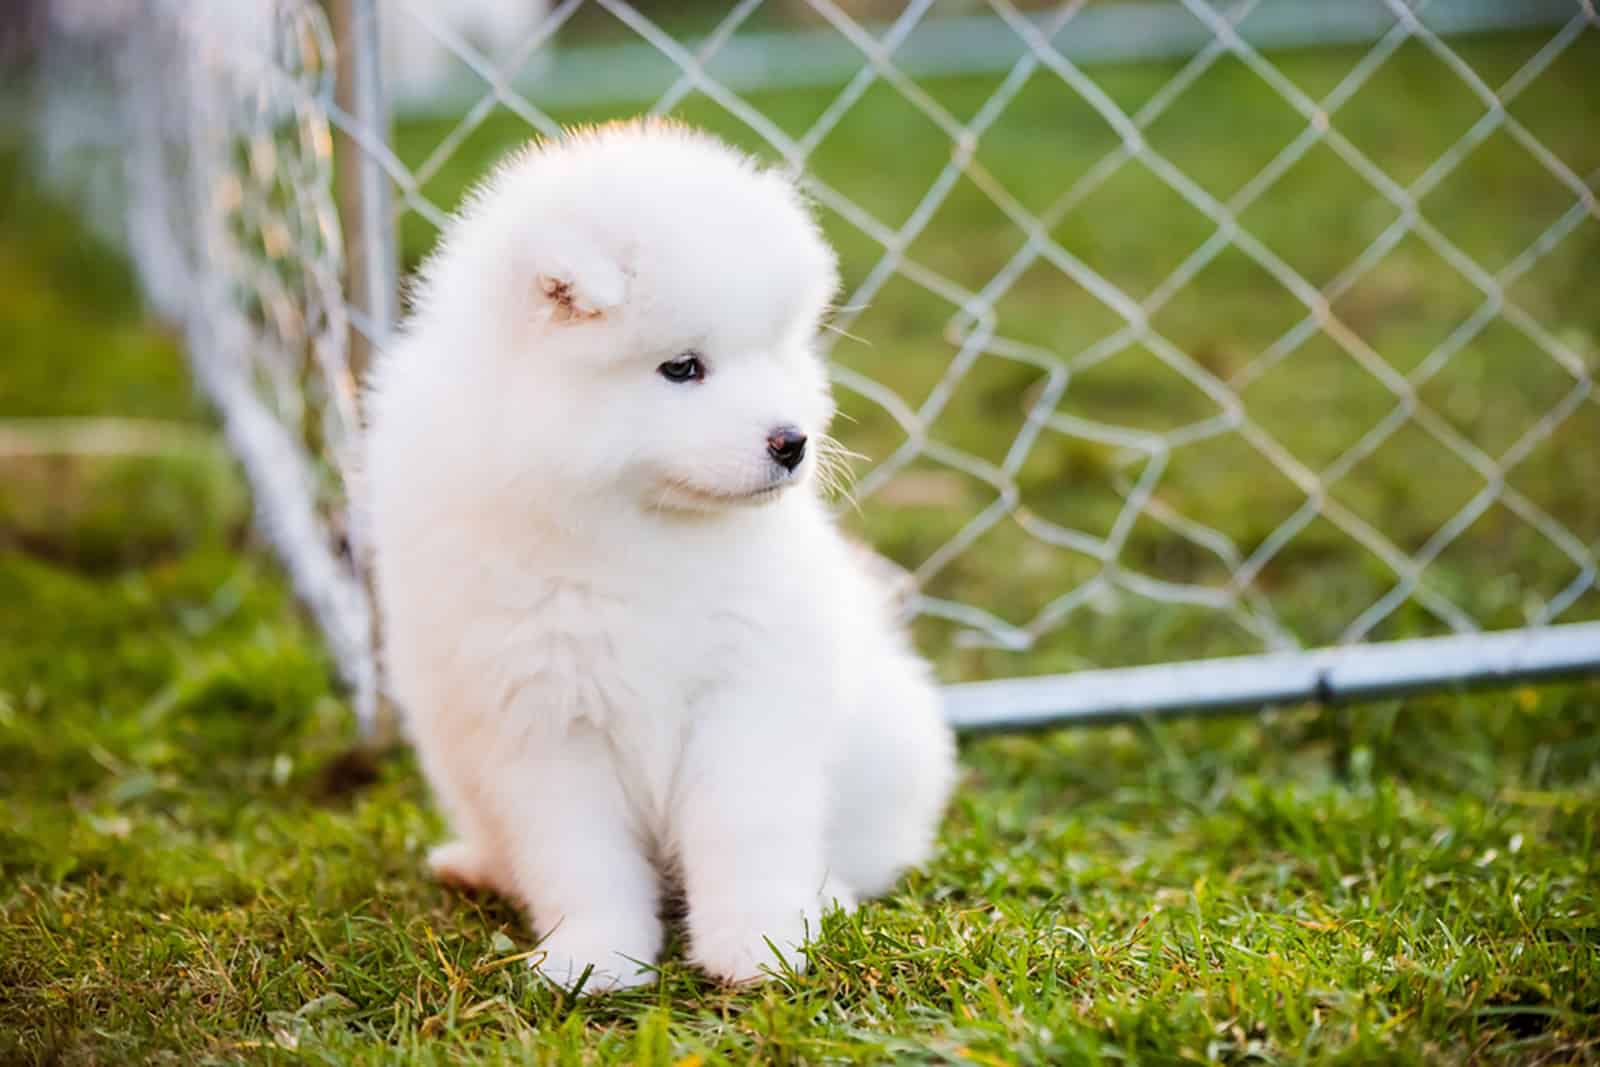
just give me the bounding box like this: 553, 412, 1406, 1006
37, 0, 378, 720
34, 0, 1600, 733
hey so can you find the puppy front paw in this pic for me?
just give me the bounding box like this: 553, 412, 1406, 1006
530, 921, 658, 995
690, 901, 821, 985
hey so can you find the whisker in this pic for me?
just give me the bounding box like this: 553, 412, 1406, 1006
816, 433, 869, 464
809, 433, 867, 516
820, 321, 871, 346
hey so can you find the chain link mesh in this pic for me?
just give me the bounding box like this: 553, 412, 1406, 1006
38, 0, 376, 715
36, 0, 1599, 723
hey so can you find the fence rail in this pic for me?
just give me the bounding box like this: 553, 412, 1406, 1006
946, 618, 1600, 733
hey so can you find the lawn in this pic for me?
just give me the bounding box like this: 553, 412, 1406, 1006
3, 24, 1599, 1066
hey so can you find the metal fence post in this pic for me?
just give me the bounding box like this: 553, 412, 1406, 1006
332, 0, 400, 746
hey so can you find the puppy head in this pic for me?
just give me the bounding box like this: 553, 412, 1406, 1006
421, 119, 841, 515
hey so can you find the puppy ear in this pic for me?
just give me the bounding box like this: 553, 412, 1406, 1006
531, 229, 628, 324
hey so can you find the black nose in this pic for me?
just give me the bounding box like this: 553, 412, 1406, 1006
766, 426, 807, 472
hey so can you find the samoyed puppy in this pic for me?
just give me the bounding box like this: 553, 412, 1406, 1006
364, 119, 956, 992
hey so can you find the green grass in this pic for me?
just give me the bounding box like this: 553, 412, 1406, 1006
3, 29, 1599, 1065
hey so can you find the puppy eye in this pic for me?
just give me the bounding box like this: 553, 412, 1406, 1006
657, 352, 706, 384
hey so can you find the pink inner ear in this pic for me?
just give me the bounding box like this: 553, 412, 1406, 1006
526, 221, 629, 320
537, 274, 605, 323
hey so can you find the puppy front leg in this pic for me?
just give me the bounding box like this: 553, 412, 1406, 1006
674, 710, 834, 985
501, 721, 663, 993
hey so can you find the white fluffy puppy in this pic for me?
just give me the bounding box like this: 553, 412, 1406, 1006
365, 119, 956, 992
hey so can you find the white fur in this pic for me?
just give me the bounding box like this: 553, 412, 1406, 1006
365, 120, 956, 993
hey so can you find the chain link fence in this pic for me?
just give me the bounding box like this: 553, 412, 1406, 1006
34, 0, 378, 721
33, 0, 1600, 735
